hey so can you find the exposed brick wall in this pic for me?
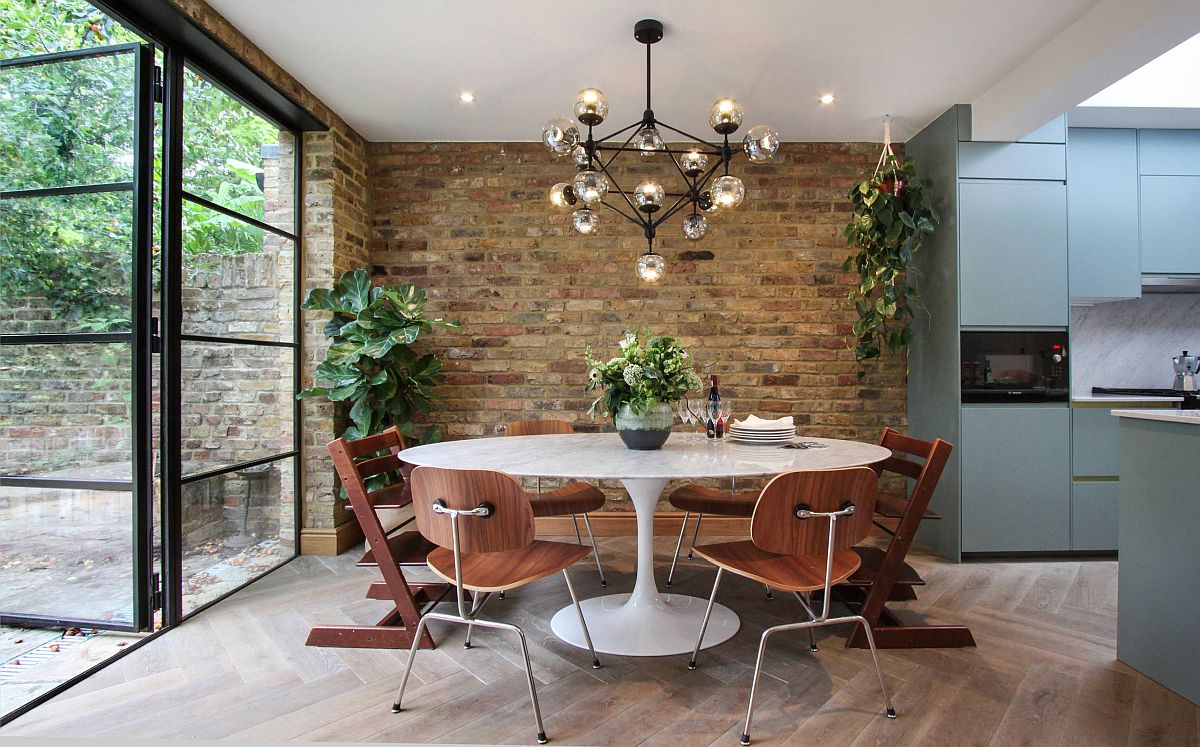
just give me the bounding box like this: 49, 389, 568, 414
367, 141, 908, 509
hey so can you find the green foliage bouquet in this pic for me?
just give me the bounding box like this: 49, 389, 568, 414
298, 269, 459, 442
585, 331, 703, 417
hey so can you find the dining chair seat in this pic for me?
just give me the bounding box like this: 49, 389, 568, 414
669, 484, 758, 517
695, 541, 862, 592
426, 540, 593, 593
527, 483, 606, 518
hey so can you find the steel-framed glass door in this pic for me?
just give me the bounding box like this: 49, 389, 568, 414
0, 42, 157, 632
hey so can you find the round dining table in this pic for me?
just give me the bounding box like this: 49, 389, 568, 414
398, 431, 890, 657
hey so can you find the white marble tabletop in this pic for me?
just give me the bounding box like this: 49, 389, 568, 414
1072, 395, 1184, 404
1112, 409, 1200, 426
399, 432, 891, 480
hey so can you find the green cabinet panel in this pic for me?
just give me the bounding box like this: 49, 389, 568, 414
961, 406, 1071, 553
1067, 129, 1141, 300
1137, 130, 1200, 175
1140, 175, 1200, 274
1071, 407, 1122, 477
959, 180, 1068, 327
958, 142, 1066, 180
1071, 481, 1119, 552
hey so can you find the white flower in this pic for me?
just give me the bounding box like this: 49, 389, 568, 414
623, 364, 645, 386
618, 332, 638, 350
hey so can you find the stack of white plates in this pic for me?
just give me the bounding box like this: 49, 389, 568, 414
728, 424, 795, 445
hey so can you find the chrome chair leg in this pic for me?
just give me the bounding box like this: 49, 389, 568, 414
571, 513, 583, 544
393, 611, 436, 712
512, 623, 548, 744
847, 614, 896, 718
688, 568, 724, 669
793, 592, 817, 651
562, 569, 601, 669
580, 513, 607, 587
740, 625, 777, 745
765, 585, 774, 601
666, 511, 691, 588
463, 592, 493, 649
686, 513, 704, 559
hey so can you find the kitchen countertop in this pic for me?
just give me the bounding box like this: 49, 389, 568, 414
1072, 394, 1184, 404
1112, 409, 1200, 426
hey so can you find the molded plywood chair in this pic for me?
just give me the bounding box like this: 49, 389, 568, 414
306, 427, 450, 651
393, 466, 601, 745
688, 468, 896, 745
506, 419, 607, 586
664, 480, 759, 588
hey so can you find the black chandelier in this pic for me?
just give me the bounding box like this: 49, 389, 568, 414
541, 19, 781, 282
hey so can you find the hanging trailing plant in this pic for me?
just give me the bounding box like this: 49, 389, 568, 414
843, 133, 938, 364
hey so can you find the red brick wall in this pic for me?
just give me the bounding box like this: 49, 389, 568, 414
367, 141, 907, 508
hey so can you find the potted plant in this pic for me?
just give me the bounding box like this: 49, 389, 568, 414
297, 270, 459, 451
585, 331, 702, 450
843, 152, 938, 364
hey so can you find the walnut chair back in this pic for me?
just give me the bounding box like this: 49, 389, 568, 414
506, 419, 576, 437
750, 467, 878, 556
410, 466, 535, 555
875, 427, 953, 504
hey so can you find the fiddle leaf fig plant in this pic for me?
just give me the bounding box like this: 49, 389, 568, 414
297, 269, 459, 443
843, 153, 938, 363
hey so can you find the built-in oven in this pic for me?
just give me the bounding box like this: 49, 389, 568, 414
961, 330, 1069, 403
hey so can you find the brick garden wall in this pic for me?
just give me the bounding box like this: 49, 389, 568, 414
367, 141, 908, 509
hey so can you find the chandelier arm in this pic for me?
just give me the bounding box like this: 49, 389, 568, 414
598, 199, 645, 227
652, 193, 697, 229
592, 120, 644, 145
655, 120, 722, 151
594, 158, 644, 219
602, 128, 644, 170
663, 146, 695, 193
692, 158, 727, 193
660, 143, 724, 157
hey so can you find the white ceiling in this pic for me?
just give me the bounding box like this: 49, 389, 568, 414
207, 0, 1110, 142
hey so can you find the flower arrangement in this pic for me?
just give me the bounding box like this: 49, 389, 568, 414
585, 331, 703, 417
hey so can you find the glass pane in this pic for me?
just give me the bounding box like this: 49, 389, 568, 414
0, 50, 135, 191
0, 484, 135, 626
0, 2, 141, 58
0, 190, 133, 333
181, 455, 296, 615
182, 200, 294, 342
0, 342, 132, 481
183, 67, 296, 233
181, 342, 294, 477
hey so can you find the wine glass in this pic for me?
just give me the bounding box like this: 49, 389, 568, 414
719, 401, 733, 424
677, 398, 694, 426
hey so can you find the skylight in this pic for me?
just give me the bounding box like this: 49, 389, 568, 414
1080, 32, 1200, 108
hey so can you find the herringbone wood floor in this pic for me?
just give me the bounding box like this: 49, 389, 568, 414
3, 533, 1198, 745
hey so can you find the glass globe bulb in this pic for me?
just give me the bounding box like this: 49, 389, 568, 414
708, 98, 744, 135
635, 126, 664, 158
711, 175, 745, 209
682, 213, 708, 240
572, 208, 599, 235
549, 182, 576, 210
636, 252, 665, 283
572, 170, 609, 205
634, 180, 664, 213
697, 190, 720, 214
573, 88, 608, 126
542, 116, 579, 156
681, 150, 709, 178
744, 125, 781, 162
571, 144, 591, 169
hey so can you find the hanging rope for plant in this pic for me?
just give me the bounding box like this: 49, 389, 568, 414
842, 116, 939, 366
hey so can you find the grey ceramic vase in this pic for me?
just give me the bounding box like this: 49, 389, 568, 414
614, 402, 674, 450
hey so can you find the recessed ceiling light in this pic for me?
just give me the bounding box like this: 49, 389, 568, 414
459, 92, 476, 103
819, 93, 835, 105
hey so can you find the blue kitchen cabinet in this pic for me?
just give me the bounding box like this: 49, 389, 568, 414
1137, 130, 1200, 175
1071, 481, 1119, 552
961, 406, 1071, 552
1019, 116, 1067, 144
959, 180, 1069, 327
1140, 175, 1200, 274
1067, 129, 1141, 301
1071, 406, 1122, 477
958, 142, 1066, 180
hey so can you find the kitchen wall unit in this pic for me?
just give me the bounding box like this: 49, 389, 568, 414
1137, 129, 1200, 175
1066, 128, 1141, 302
1140, 175, 1200, 274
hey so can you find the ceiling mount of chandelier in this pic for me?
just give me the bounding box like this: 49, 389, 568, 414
542, 18, 780, 282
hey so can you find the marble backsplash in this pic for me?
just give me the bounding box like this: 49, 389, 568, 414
1071, 294, 1200, 392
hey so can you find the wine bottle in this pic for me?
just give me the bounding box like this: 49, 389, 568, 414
706, 375, 720, 439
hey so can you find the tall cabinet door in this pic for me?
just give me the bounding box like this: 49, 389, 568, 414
959, 180, 1068, 326
1067, 129, 1141, 300
961, 406, 1071, 552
